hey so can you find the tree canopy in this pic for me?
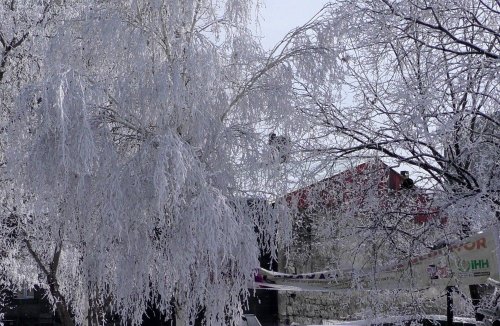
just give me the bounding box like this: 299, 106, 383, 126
288, 0, 499, 232
1, 1, 295, 324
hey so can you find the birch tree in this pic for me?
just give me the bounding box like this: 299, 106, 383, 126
0, 1, 298, 325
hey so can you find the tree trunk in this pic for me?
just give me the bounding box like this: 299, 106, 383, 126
48, 272, 74, 326
55, 300, 74, 326
24, 239, 75, 326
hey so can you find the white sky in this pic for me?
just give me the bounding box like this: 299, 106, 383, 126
258, 1, 329, 49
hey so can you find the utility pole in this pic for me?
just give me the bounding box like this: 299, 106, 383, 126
446, 286, 455, 326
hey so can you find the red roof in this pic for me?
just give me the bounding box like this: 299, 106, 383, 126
284, 161, 440, 224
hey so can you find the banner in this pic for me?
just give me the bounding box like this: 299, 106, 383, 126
254, 229, 500, 291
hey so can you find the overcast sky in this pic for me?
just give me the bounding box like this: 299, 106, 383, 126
258, 1, 329, 49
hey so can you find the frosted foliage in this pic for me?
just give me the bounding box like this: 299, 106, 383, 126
281, 0, 499, 231
1, 1, 292, 325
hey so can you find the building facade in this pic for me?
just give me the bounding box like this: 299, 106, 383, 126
276, 161, 452, 325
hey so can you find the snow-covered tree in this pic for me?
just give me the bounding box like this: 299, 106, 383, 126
0, 1, 299, 325
283, 0, 499, 234
266, 0, 499, 320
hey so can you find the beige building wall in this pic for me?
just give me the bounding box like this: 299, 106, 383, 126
276, 211, 465, 325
